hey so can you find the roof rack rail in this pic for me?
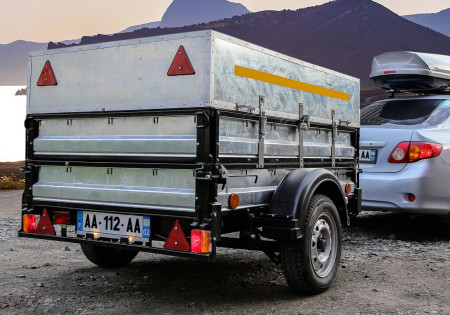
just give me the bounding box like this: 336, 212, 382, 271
385, 86, 450, 98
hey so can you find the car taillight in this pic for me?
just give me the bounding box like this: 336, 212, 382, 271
388, 142, 443, 163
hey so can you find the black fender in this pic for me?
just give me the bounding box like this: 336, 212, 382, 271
261, 168, 348, 240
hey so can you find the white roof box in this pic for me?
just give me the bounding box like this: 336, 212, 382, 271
370, 51, 450, 92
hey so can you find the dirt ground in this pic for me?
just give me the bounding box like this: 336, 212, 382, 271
0, 190, 449, 314
0, 162, 24, 182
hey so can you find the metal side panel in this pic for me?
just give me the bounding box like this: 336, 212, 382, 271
217, 169, 291, 210
34, 115, 197, 158
212, 33, 360, 125
28, 31, 212, 114
33, 166, 196, 212
218, 117, 355, 159
217, 167, 357, 211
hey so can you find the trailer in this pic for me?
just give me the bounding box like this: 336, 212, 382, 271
20, 30, 361, 294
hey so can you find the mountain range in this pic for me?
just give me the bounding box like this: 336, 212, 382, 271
1, 0, 449, 87
0, 40, 47, 85
404, 8, 450, 37
120, 0, 250, 33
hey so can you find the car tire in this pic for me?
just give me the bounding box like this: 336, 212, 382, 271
80, 244, 139, 268
280, 194, 342, 295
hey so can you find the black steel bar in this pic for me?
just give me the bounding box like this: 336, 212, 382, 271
18, 232, 212, 261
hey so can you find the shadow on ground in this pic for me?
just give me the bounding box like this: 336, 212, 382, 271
42, 253, 305, 312
350, 211, 450, 241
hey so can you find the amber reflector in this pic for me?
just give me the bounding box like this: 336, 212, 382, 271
345, 184, 352, 195
229, 193, 240, 210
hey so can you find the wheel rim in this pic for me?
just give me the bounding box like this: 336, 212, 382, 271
310, 212, 338, 278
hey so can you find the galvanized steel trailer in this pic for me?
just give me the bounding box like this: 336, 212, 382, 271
20, 30, 361, 294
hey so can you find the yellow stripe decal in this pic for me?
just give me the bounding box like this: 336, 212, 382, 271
235, 65, 350, 101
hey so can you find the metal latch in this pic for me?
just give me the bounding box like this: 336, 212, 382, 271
235, 103, 255, 113
300, 115, 310, 131
339, 119, 350, 126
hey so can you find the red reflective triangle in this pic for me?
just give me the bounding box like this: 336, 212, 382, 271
37, 60, 57, 86
163, 220, 190, 251
167, 45, 195, 76
36, 209, 56, 235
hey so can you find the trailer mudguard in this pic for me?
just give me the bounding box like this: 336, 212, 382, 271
261, 168, 347, 240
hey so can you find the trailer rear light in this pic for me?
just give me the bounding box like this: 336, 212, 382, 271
53, 211, 70, 224
164, 220, 190, 251
384, 71, 396, 74
229, 193, 240, 210
408, 194, 416, 202
388, 142, 442, 163
191, 230, 211, 254
23, 214, 39, 233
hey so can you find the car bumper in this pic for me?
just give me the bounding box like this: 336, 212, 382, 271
360, 157, 450, 215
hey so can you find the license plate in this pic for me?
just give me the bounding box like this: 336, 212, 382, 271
76, 211, 150, 240
359, 149, 377, 163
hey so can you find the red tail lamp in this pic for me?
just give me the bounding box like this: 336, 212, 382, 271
389, 142, 442, 163
408, 194, 416, 202
191, 230, 211, 254
53, 211, 71, 225
23, 214, 39, 233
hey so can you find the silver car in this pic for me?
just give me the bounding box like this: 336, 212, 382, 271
359, 95, 450, 215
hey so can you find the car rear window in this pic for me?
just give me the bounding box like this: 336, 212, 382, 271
361, 99, 450, 126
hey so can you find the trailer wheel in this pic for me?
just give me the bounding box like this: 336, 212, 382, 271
80, 244, 139, 268
280, 194, 342, 294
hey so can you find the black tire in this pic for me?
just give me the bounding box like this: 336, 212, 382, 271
80, 244, 139, 268
280, 194, 342, 295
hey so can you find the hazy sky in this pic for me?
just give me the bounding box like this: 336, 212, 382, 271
1, 0, 449, 44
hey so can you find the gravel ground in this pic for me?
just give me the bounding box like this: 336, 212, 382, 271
0, 190, 449, 314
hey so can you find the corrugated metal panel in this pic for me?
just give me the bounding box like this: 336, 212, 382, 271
34, 115, 197, 158
33, 166, 196, 212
